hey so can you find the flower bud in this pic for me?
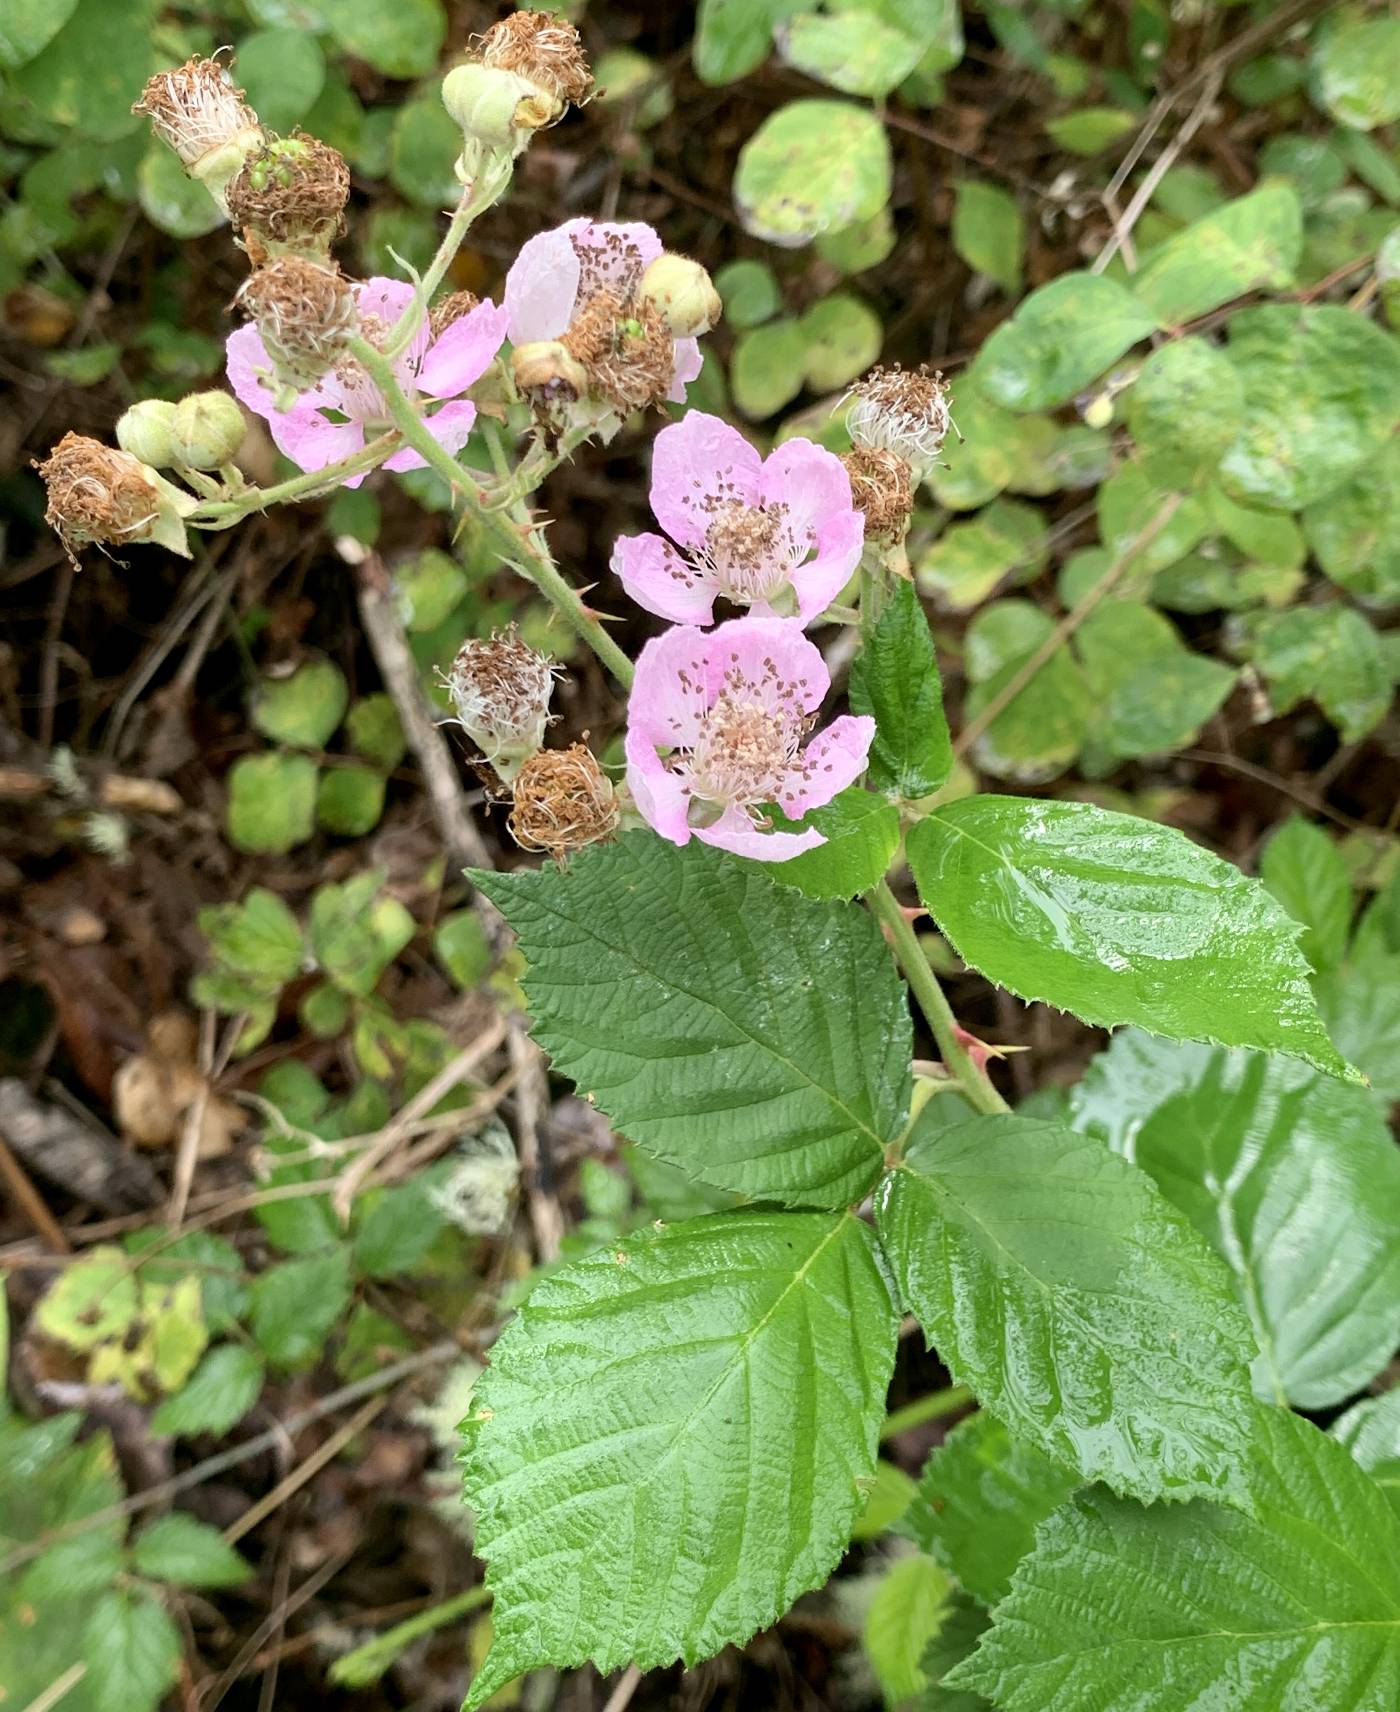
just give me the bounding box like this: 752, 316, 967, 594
116, 399, 178, 467
170, 390, 246, 468
477, 11, 594, 108
442, 63, 562, 148
509, 744, 618, 859
133, 57, 264, 208
511, 339, 590, 409
36, 433, 195, 561
226, 132, 350, 260
447, 629, 556, 777
638, 253, 722, 338
847, 364, 952, 476
236, 257, 357, 403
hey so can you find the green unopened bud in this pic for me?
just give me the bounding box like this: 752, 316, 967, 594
442, 62, 563, 147
170, 391, 246, 468
638, 253, 721, 338
116, 399, 179, 467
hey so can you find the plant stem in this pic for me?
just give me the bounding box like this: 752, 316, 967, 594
880, 1384, 973, 1441
868, 881, 1009, 1116
381, 169, 512, 361
188, 433, 401, 526
329, 1585, 492, 1688
347, 336, 635, 687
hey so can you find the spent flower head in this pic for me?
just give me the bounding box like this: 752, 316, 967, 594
37, 433, 194, 562
612, 411, 864, 626
841, 444, 914, 542
847, 364, 952, 476
447, 628, 557, 778
226, 133, 350, 260
229, 274, 508, 482
509, 744, 619, 859
625, 617, 874, 861
235, 257, 357, 402
133, 56, 264, 205
477, 10, 594, 107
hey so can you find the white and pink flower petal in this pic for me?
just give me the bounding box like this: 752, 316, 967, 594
695, 804, 824, 862
666, 336, 704, 403
612, 532, 717, 626
775, 714, 875, 818
504, 222, 586, 344
649, 411, 764, 549
381, 399, 478, 471
625, 726, 693, 847
701, 617, 828, 722
416, 300, 510, 399
628, 624, 714, 749
790, 509, 865, 622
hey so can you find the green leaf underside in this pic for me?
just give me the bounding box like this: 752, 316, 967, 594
954, 1406, 1400, 1712
875, 1114, 1258, 1503
1070, 1031, 1400, 1409
905, 1412, 1079, 1605
461, 1210, 899, 1706
475, 835, 911, 1207
850, 578, 954, 800
906, 797, 1355, 1080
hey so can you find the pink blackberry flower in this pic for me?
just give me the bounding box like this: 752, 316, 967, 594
504, 217, 703, 403
625, 616, 875, 861
226, 277, 508, 488
611, 411, 865, 626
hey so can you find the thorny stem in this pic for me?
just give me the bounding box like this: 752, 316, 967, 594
380, 172, 509, 362
188, 432, 401, 525
868, 881, 1009, 1117
347, 335, 636, 688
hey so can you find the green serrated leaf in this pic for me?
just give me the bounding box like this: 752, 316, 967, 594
907, 796, 1356, 1078
852, 1459, 918, 1541
131, 1513, 252, 1588
310, 871, 415, 997
799, 292, 883, 390
10, 0, 151, 141
352, 1178, 446, 1279
1303, 440, 1400, 606
1126, 337, 1246, 491
970, 273, 1157, 412
462, 1210, 899, 1706
388, 86, 460, 207
1074, 602, 1235, 764
1071, 1030, 1400, 1408
433, 908, 492, 988
1259, 814, 1353, 971
694, 0, 787, 84
0, 0, 79, 68
953, 1406, 1400, 1711
919, 1591, 991, 1710
249, 1248, 352, 1370
1130, 183, 1302, 325
475, 834, 910, 1207
951, 180, 1024, 294
251, 658, 348, 750
81, 1589, 181, 1712
734, 99, 892, 247
779, 11, 925, 98
1219, 304, 1400, 511
730, 317, 807, 419
35, 1246, 138, 1350
1332, 1387, 1400, 1516
225, 752, 317, 854
1233, 602, 1391, 741
236, 28, 324, 131
904, 1413, 1079, 1604
715, 258, 782, 329
1313, 12, 1400, 131
316, 763, 387, 837
756, 790, 902, 901
864, 1553, 952, 1701
150, 1344, 265, 1438
1316, 952, 1400, 1106
851, 579, 953, 799
876, 1112, 1258, 1501
962, 610, 1092, 785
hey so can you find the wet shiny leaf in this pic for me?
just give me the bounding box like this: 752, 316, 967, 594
851, 578, 952, 799
970, 273, 1156, 411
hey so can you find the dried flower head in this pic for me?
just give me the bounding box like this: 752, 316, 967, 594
477, 11, 594, 107
226, 133, 350, 258
448, 628, 556, 776
36, 433, 190, 562
847, 364, 952, 474
509, 744, 619, 859
236, 257, 357, 401
133, 56, 263, 200
429, 290, 481, 339
561, 290, 676, 415
841, 444, 914, 541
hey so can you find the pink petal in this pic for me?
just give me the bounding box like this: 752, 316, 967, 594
504, 221, 586, 344
701, 616, 828, 721
269, 407, 366, 477
570, 219, 663, 293
381, 399, 477, 472
775, 715, 876, 818
649, 412, 764, 550
417, 300, 510, 399
790, 509, 865, 623
612, 532, 717, 625
628, 625, 713, 749
762, 437, 856, 539
696, 804, 823, 862
666, 337, 704, 404
226, 324, 275, 416
624, 727, 693, 846
355, 277, 416, 323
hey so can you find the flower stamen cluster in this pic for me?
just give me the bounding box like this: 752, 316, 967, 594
133, 56, 264, 207
36, 434, 193, 562
447, 629, 557, 779
846, 364, 952, 474
235, 257, 358, 402
509, 744, 618, 858
226, 132, 350, 261
476, 11, 595, 108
